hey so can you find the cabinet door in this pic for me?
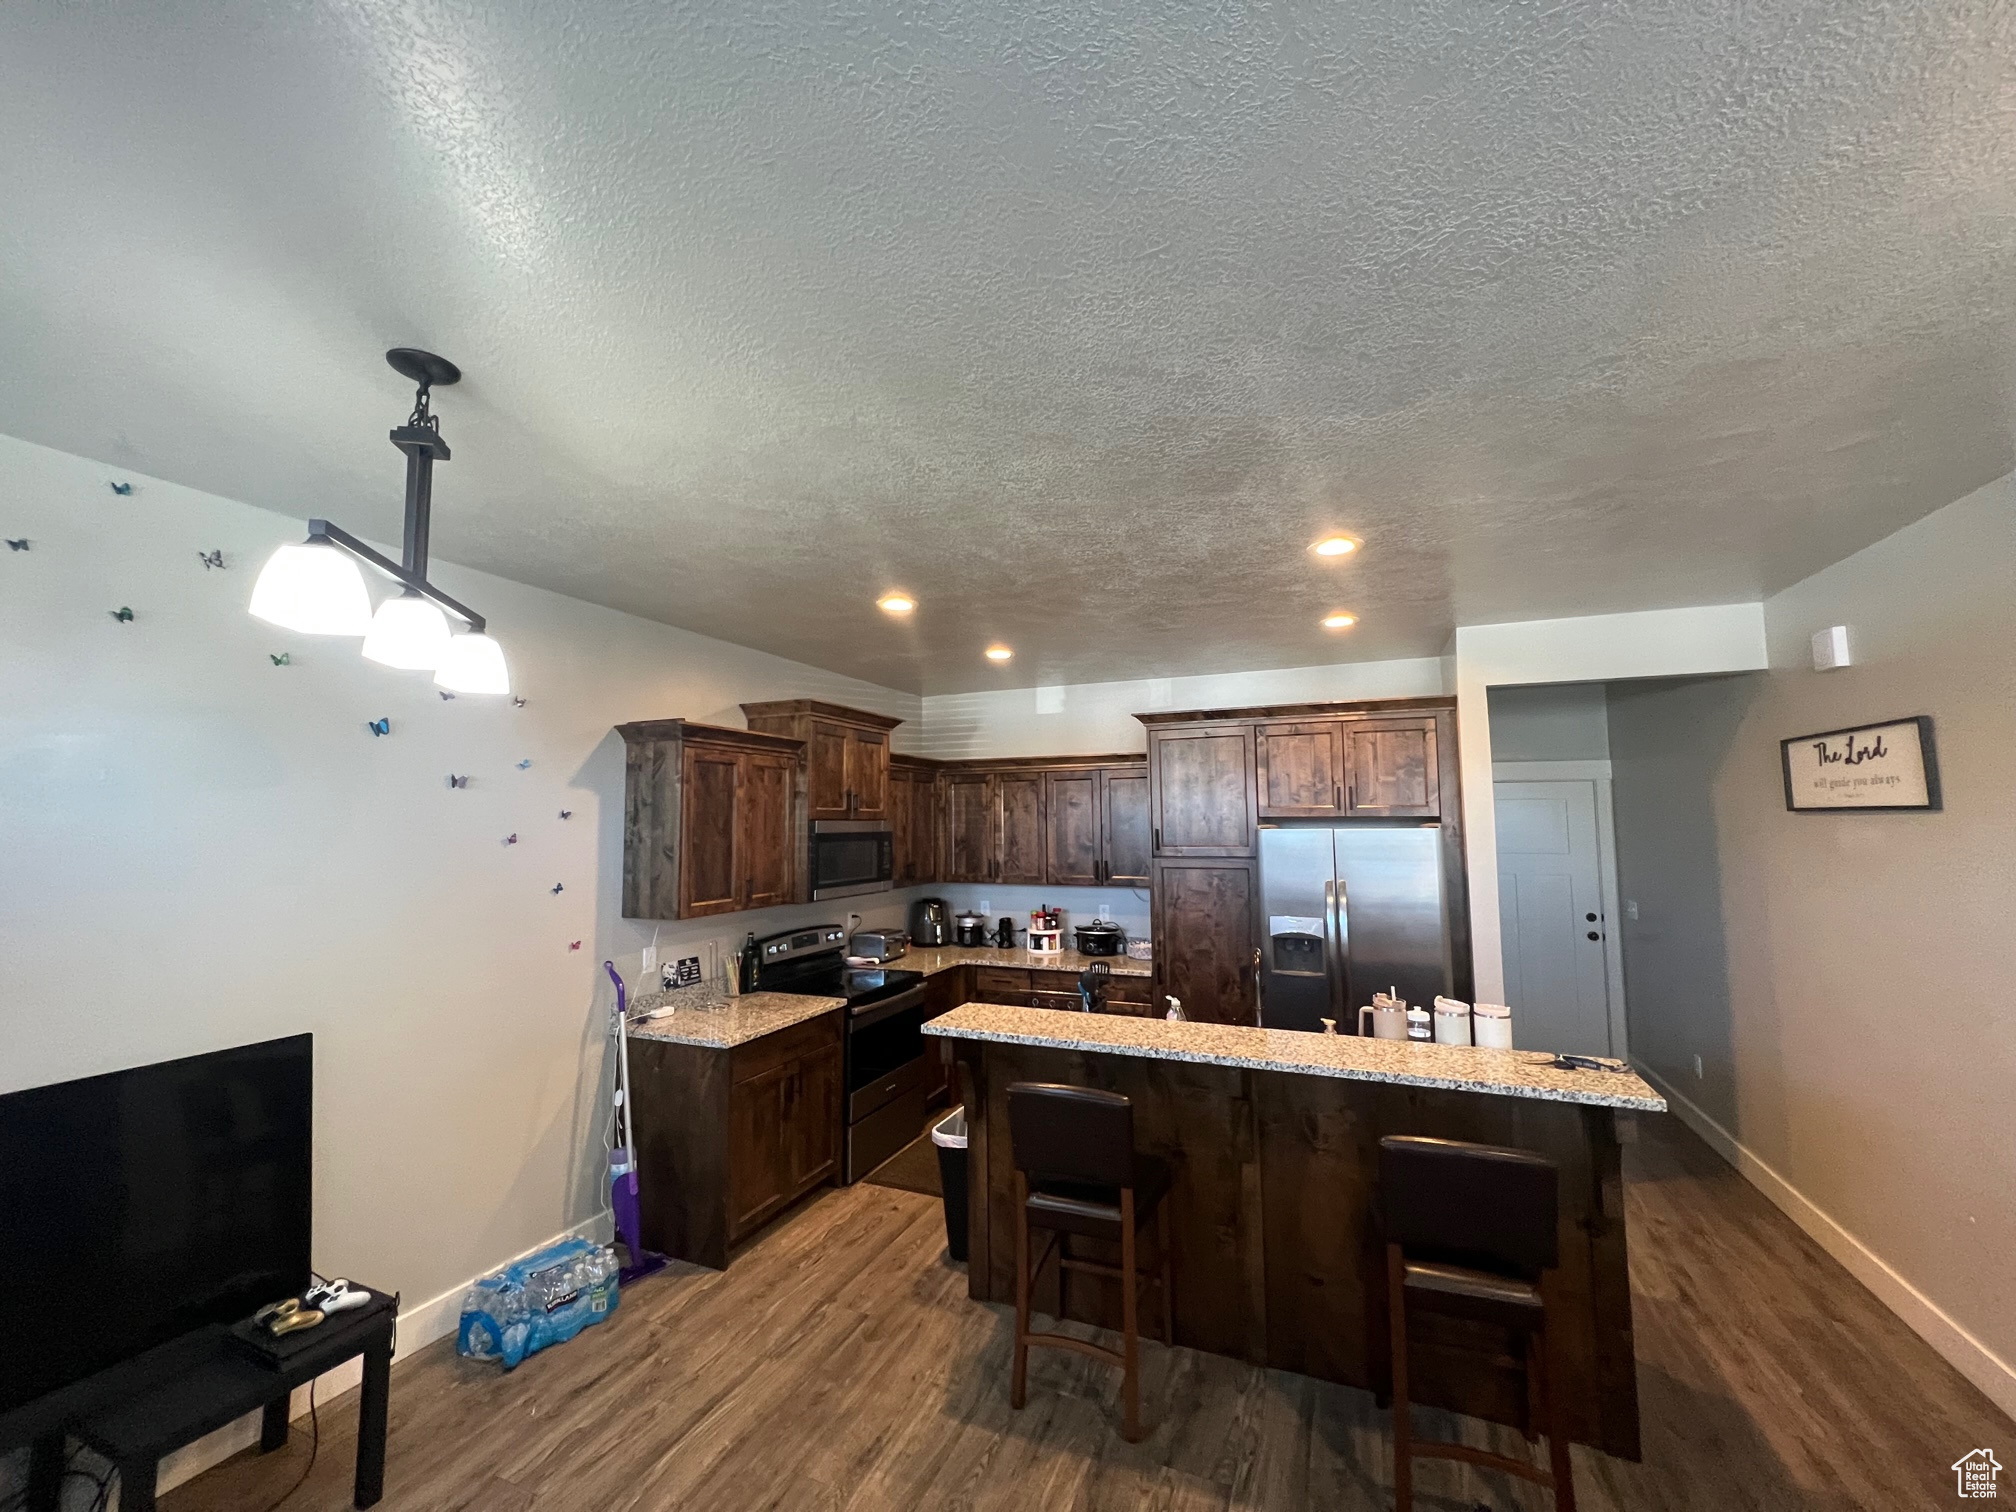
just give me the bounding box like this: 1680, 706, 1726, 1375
910, 772, 939, 884
739, 751, 797, 910
972, 967, 1029, 1004
678, 744, 742, 917
804, 723, 852, 820
845, 728, 888, 818
727, 1061, 792, 1239
1101, 767, 1151, 886
1344, 718, 1440, 817
1153, 860, 1258, 1025
943, 774, 994, 882
997, 773, 1046, 885
784, 1044, 842, 1193
888, 770, 917, 883
1256, 720, 1346, 817
1149, 726, 1256, 856
1043, 769, 1102, 887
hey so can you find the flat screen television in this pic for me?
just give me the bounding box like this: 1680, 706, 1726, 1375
0, 1034, 312, 1418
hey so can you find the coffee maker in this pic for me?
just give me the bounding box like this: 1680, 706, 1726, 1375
910, 897, 951, 947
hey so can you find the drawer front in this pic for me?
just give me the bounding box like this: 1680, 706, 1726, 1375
1103, 977, 1153, 1005
973, 967, 1029, 1002
1026, 990, 1082, 1013
731, 1011, 840, 1084
1029, 969, 1079, 994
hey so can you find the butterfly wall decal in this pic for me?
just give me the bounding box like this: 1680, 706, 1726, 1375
367, 718, 391, 736
5, 539, 26, 551
438, 690, 456, 701
512, 696, 527, 708
503, 833, 518, 845
108, 481, 132, 496
198, 550, 224, 570
558, 810, 573, 820
516, 759, 532, 770
109, 607, 134, 622
551, 882, 564, 895
568, 941, 583, 952
448, 775, 470, 789
270, 653, 290, 666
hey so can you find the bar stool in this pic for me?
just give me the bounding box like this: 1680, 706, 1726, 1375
1378, 1134, 1575, 1512
1007, 1082, 1173, 1442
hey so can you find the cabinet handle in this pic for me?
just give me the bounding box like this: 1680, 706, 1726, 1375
1334, 783, 1342, 810
1152, 826, 1161, 852
1347, 784, 1355, 809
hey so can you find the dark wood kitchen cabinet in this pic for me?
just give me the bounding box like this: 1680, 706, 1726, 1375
1043, 761, 1151, 887
996, 772, 1046, 885
888, 755, 942, 886
1343, 716, 1440, 817
943, 771, 995, 882
630, 1011, 842, 1270
741, 700, 901, 822
1147, 723, 1256, 856
1256, 719, 1346, 818
618, 720, 804, 920
1152, 859, 1259, 1026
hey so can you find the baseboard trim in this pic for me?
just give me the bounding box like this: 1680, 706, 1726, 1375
154, 1213, 608, 1497
1639, 1064, 2016, 1424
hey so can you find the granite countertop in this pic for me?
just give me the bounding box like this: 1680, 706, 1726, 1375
625, 984, 844, 1049
902, 944, 1153, 978
923, 1003, 1667, 1111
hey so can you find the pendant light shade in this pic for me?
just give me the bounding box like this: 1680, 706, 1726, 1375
248, 542, 373, 635
362, 591, 451, 670
434, 632, 511, 695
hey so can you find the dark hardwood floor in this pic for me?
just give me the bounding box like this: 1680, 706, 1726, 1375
166, 1115, 2008, 1511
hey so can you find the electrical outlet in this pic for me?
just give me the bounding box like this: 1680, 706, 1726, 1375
1097, 904, 1112, 921
1626, 899, 1639, 922
978, 899, 990, 915
1693, 1054, 1703, 1079
641, 942, 657, 978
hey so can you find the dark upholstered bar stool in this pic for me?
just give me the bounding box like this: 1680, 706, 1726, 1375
1378, 1134, 1575, 1512
1006, 1082, 1173, 1442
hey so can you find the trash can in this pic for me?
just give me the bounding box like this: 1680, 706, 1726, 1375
930, 1107, 969, 1263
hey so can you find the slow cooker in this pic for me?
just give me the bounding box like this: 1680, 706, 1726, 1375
1073, 920, 1127, 957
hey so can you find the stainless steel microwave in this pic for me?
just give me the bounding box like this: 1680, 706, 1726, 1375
810, 819, 893, 900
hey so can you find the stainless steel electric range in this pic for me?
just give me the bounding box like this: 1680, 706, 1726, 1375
753, 926, 927, 1183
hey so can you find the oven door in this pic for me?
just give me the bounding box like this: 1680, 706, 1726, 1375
811, 819, 893, 900
843, 984, 928, 1182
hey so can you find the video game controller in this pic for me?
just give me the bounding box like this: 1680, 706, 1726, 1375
304, 1278, 372, 1314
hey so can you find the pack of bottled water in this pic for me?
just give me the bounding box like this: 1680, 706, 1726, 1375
456, 1237, 620, 1368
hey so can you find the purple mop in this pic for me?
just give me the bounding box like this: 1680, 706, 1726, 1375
605, 961, 668, 1285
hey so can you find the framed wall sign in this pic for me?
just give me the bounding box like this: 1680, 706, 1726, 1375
1781, 716, 1941, 812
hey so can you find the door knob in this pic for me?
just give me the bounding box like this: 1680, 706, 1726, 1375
1587, 931, 1601, 941
1585, 912, 1598, 922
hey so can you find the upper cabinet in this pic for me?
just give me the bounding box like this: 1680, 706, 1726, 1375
942, 771, 995, 882
888, 755, 941, 886
740, 700, 901, 822
1045, 764, 1151, 887
618, 720, 805, 920
1256, 719, 1347, 818
1147, 724, 1256, 856
1101, 767, 1151, 885
1343, 716, 1440, 818
996, 772, 1046, 885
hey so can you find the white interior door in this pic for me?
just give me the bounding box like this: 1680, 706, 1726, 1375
1495, 780, 1612, 1055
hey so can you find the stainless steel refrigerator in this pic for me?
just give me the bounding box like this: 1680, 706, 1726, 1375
1258, 824, 1453, 1035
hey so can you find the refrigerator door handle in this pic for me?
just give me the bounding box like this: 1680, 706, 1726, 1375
1327, 874, 1351, 1022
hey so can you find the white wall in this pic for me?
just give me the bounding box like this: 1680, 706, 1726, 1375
1452, 604, 1770, 1003
0, 433, 924, 1497
1605, 473, 2016, 1417
914, 657, 1451, 759
1486, 683, 1610, 762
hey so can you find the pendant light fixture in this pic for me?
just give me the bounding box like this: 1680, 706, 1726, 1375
248, 348, 510, 694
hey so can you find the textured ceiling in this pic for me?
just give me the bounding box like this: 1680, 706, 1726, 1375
3, 2, 2014, 693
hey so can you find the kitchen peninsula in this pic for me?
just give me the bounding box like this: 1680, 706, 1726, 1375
926, 1003, 1665, 1458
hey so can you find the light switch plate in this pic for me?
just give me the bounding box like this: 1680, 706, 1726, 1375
1811, 625, 1851, 670
641, 942, 657, 978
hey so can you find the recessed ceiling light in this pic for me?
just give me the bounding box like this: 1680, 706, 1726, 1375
984, 644, 1013, 662
1311, 535, 1360, 558
1321, 612, 1358, 630
876, 592, 916, 615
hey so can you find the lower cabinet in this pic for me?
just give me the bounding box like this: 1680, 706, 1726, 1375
629, 1011, 842, 1270
922, 965, 971, 1105
970, 965, 1155, 1016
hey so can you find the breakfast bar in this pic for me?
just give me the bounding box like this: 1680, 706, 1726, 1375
925, 1004, 1666, 1459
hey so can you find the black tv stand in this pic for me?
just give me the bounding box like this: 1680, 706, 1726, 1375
18, 1293, 395, 1512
